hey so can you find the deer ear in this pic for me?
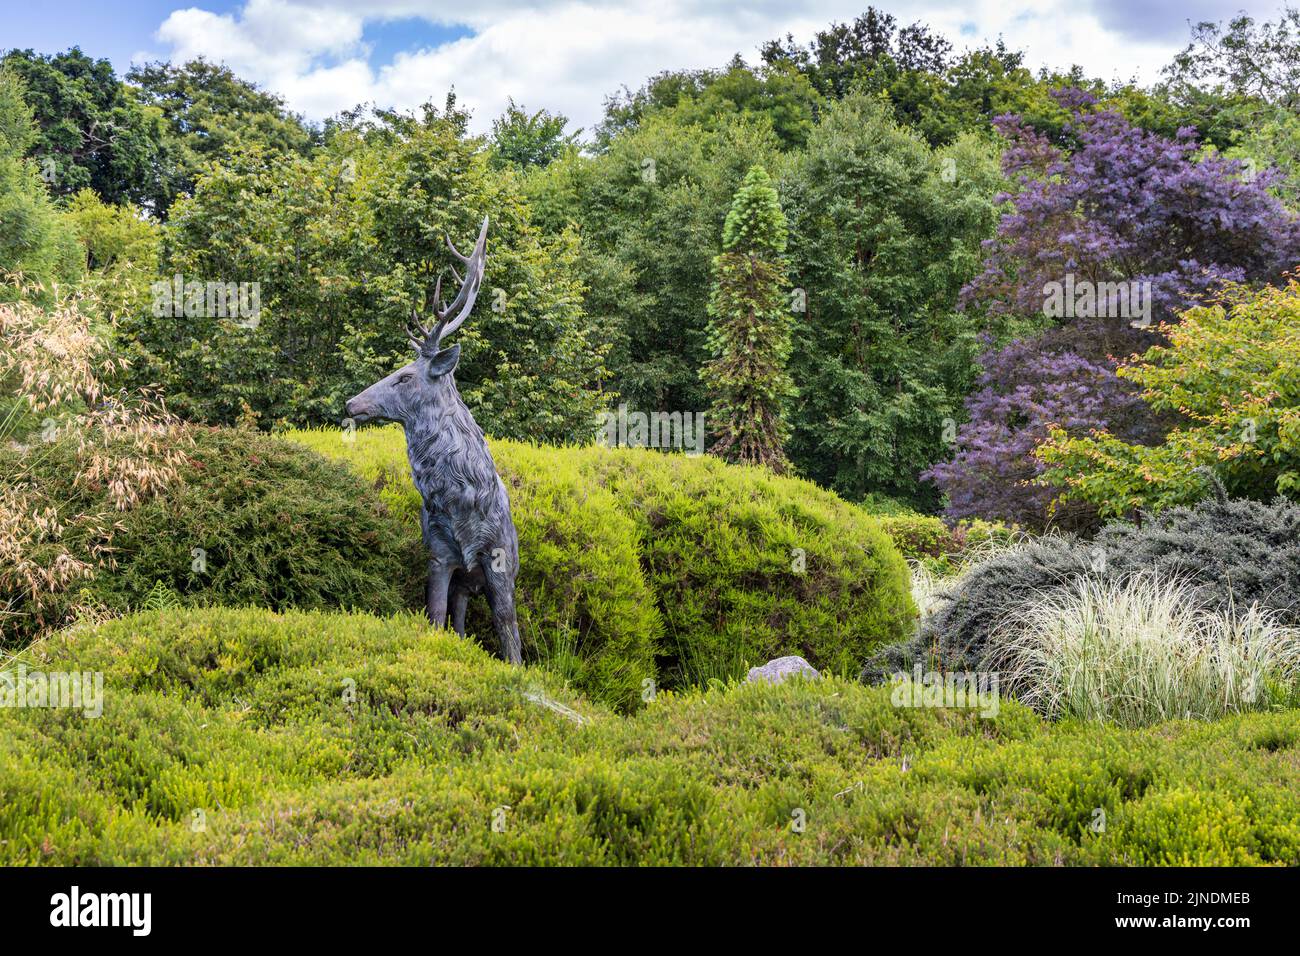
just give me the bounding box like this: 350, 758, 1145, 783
425, 343, 460, 378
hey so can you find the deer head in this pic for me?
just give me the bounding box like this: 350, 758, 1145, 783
345, 216, 488, 426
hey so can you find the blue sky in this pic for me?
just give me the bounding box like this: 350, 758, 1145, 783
1, 1, 1287, 133
3, 1, 471, 76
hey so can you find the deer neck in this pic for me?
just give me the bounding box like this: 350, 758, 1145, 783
402, 380, 491, 504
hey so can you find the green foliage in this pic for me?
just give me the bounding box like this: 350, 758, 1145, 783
63, 188, 159, 320
1038, 279, 1300, 517
595, 57, 823, 151
0, 67, 84, 300
701, 165, 794, 470
873, 513, 953, 559
0, 426, 418, 647
856, 491, 919, 515
5, 604, 1300, 865
759, 8, 953, 111
0, 67, 37, 157
524, 112, 784, 417
937, 44, 1077, 143
0, 48, 166, 208
123, 105, 608, 437
870, 512, 1017, 574
126, 58, 315, 215
720, 164, 788, 254
568, 438, 915, 687
1224, 105, 1300, 209
946, 517, 1019, 555
489, 99, 579, 170
139, 580, 181, 612
757, 10, 1247, 149
290, 423, 914, 694
783, 92, 1002, 504
1164, 8, 1300, 109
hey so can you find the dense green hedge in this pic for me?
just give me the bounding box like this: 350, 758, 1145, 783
566, 443, 914, 685
0, 427, 418, 646
4, 606, 1300, 865
290, 425, 915, 697
870, 512, 1018, 568
873, 513, 953, 559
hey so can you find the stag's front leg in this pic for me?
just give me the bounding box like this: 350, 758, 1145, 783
425, 559, 452, 628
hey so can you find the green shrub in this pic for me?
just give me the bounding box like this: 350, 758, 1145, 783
857, 492, 918, 516
4, 605, 1300, 866
290, 425, 915, 695
948, 518, 1019, 553
0, 426, 418, 646
874, 513, 953, 560
567, 445, 915, 685
867, 510, 1017, 572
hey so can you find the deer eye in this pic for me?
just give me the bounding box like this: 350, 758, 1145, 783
397, 373, 414, 385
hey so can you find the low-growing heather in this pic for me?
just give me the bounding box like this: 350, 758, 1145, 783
563, 441, 914, 686
4, 606, 1300, 865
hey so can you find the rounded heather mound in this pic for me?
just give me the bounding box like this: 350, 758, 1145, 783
1, 426, 419, 643
289, 425, 914, 698
567, 445, 915, 686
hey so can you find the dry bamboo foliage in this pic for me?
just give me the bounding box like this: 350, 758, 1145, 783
1, 284, 192, 637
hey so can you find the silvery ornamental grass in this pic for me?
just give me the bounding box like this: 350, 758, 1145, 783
910, 529, 1043, 621
909, 560, 946, 622
987, 574, 1300, 728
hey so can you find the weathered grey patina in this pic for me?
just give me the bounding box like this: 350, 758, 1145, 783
345, 217, 522, 664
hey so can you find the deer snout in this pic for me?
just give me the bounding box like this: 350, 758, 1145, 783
344, 397, 372, 423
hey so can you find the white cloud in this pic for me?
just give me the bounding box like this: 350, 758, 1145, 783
140, 0, 1283, 134
156, 0, 363, 76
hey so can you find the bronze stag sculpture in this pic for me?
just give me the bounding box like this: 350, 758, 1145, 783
345, 217, 522, 663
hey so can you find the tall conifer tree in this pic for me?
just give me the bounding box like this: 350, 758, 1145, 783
701, 164, 794, 471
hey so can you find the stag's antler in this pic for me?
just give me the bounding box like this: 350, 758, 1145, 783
408, 216, 489, 355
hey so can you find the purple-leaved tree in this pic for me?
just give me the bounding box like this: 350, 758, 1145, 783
927, 89, 1300, 529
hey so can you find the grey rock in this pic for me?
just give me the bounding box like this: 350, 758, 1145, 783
747, 656, 821, 685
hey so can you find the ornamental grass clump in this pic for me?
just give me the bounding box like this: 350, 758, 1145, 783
893, 490, 1300, 680
987, 574, 1300, 728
